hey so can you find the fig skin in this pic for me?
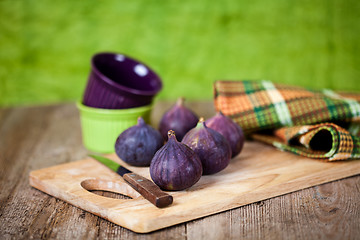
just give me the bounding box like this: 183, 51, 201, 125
115, 117, 163, 167
182, 118, 231, 175
159, 97, 198, 141
150, 130, 203, 191
205, 112, 245, 157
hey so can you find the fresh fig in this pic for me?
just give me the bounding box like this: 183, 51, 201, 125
150, 130, 203, 191
159, 97, 198, 141
182, 117, 231, 175
115, 117, 163, 166
205, 111, 245, 157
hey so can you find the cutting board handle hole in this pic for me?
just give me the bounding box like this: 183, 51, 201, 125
88, 190, 132, 200
81, 179, 141, 199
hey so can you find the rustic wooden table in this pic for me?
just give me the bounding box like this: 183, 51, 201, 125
0, 101, 359, 240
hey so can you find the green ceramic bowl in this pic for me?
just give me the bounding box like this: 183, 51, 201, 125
77, 102, 152, 153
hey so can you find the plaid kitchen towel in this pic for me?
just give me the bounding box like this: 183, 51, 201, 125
213, 80, 360, 161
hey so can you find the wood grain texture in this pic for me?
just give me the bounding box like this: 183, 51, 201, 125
28, 141, 360, 233
0, 101, 359, 239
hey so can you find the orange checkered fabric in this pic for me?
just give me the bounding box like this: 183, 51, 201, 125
214, 80, 360, 161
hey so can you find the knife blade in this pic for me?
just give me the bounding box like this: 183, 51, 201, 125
89, 154, 173, 208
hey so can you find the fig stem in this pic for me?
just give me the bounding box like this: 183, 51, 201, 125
137, 116, 145, 125
167, 130, 176, 139
176, 97, 185, 106
196, 117, 206, 128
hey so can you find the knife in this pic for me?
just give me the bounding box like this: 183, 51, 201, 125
89, 154, 173, 208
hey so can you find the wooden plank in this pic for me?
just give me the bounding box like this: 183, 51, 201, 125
0, 104, 88, 239
187, 176, 360, 240
28, 139, 360, 233
0, 102, 191, 239
1, 102, 360, 239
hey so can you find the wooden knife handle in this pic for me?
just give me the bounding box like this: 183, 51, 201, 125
123, 173, 173, 208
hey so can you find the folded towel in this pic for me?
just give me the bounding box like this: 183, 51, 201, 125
213, 80, 360, 161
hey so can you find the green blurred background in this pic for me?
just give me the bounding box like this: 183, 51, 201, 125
1, 0, 359, 107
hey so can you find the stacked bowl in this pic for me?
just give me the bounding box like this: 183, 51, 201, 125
77, 52, 162, 153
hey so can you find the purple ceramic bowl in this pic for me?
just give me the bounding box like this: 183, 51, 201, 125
83, 52, 162, 109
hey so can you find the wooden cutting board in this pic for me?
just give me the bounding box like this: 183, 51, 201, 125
29, 141, 360, 233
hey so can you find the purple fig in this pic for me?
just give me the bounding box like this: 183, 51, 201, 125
159, 97, 198, 141
182, 118, 231, 175
150, 130, 203, 191
115, 117, 163, 166
205, 112, 245, 157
